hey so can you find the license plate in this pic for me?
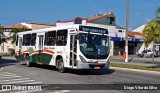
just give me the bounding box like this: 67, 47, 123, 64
94, 66, 100, 69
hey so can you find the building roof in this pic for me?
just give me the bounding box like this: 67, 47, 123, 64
56, 12, 115, 23
26, 22, 55, 26
56, 16, 87, 23
133, 24, 146, 33
4, 24, 30, 29
88, 12, 115, 21
128, 31, 142, 37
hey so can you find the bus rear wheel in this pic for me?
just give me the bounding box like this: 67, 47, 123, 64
57, 59, 66, 73
25, 55, 31, 67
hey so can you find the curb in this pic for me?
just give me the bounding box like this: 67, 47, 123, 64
2, 57, 16, 60
110, 67, 160, 75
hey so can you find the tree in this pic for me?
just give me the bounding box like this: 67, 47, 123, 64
142, 7, 160, 46
9, 28, 28, 44
155, 6, 160, 20
142, 7, 160, 63
142, 19, 160, 46
0, 25, 7, 45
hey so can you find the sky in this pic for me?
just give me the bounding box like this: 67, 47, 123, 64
0, 0, 160, 30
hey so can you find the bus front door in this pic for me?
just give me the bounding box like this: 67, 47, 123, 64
37, 35, 44, 64
18, 37, 22, 60
70, 34, 77, 68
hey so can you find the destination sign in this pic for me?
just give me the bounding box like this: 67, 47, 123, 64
79, 26, 108, 34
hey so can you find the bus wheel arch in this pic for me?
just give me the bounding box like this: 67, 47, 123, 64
56, 55, 66, 73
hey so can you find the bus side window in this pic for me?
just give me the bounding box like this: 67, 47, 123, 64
44, 32, 48, 45
45, 31, 56, 46
22, 35, 26, 46
31, 33, 36, 46
22, 34, 31, 46
25, 34, 31, 46
16, 35, 19, 46
56, 30, 68, 46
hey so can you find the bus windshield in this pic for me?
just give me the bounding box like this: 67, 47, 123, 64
79, 33, 109, 59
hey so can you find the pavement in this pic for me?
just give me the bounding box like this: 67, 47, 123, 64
1, 58, 160, 93
1, 55, 160, 68
110, 55, 160, 67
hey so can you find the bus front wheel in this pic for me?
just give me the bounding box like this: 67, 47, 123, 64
57, 58, 66, 73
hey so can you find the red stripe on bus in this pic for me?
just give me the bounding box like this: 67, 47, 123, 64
16, 49, 54, 55
43, 49, 55, 54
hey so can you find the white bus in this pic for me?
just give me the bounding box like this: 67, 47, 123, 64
15, 24, 110, 73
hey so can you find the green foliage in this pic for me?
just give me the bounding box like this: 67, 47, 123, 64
9, 28, 27, 44
156, 6, 160, 17
142, 7, 160, 47
0, 25, 7, 44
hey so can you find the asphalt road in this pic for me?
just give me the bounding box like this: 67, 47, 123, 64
0, 58, 160, 93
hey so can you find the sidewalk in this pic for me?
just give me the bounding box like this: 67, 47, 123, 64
110, 55, 160, 67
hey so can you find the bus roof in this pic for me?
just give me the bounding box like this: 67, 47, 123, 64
17, 24, 108, 35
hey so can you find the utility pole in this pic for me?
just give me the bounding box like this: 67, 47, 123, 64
152, 41, 155, 64
125, 0, 129, 62
0, 24, 2, 53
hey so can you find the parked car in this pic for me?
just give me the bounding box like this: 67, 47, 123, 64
137, 49, 156, 57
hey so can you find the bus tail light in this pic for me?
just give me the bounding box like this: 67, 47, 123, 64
79, 55, 87, 63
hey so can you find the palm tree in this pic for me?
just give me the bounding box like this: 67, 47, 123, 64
0, 25, 7, 44
9, 28, 25, 44
8, 28, 28, 44
156, 6, 160, 19
142, 7, 160, 63
0, 25, 7, 53
142, 19, 160, 46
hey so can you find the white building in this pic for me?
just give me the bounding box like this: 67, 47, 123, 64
0, 22, 55, 53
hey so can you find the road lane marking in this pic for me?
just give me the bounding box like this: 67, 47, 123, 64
0, 72, 14, 75
0, 74, 17, 77
0, 72, 15, 74
11, 90, 42, 93
27, 82, 42, 84
2, 80, 35, 84
0, 78, 29, 83
0, 76, 21, 79
0, 72, 15, 76
0, 75, 21, 79
54, 90, 71, 93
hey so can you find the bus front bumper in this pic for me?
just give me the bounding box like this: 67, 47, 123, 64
77, 60, 110, 69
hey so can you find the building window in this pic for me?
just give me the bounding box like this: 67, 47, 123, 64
110, 17, 115, 25
45, 31, 56, 46
56, 30, 68, 46
74, 18, 82, 24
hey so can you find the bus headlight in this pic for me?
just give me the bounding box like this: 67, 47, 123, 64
79, 55, 87, 63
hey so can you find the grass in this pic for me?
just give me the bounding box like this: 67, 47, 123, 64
110, 63, 160, 72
